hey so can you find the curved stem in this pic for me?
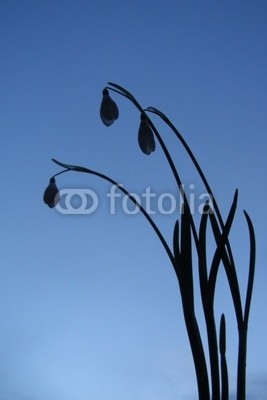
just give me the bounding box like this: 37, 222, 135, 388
145, 107, 219, 219
53, 169, 69, 178
52, 158, 177, 276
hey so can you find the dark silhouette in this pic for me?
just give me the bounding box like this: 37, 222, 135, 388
44, 82, 256, 400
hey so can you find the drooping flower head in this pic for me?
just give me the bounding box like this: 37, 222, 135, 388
43, 177, 60, 208
138, 113, 156, 155
100, 88, 119, 126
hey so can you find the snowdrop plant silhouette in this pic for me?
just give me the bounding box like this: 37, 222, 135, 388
44, 82, 256, 400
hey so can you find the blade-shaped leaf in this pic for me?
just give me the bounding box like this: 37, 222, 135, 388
219, 314, 229, 400
198, 203, 210, 293
243, 210, 256, 325
219, 314, 226, 355
180, 202, 194, 308
173, 220, 182, 281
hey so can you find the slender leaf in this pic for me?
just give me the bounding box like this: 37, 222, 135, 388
243, 210, 256, 326
180, 202, 194, 308
220, 314, 229, 400
173, 220, 182, 281
198, 203, 210, 295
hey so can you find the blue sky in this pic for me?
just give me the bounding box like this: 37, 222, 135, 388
0, 1, 267, 399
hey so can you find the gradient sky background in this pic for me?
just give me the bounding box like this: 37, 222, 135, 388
1, 1, 267, 399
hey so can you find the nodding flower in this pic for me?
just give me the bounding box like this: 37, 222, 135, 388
138, 113, 156, 155
43, 177, 60, 208
100, 88, 119, 126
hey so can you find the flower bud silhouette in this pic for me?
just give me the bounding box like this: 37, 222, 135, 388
138, 113, 156, 155
100, 88, 119, 126
43, 177, 60, 208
